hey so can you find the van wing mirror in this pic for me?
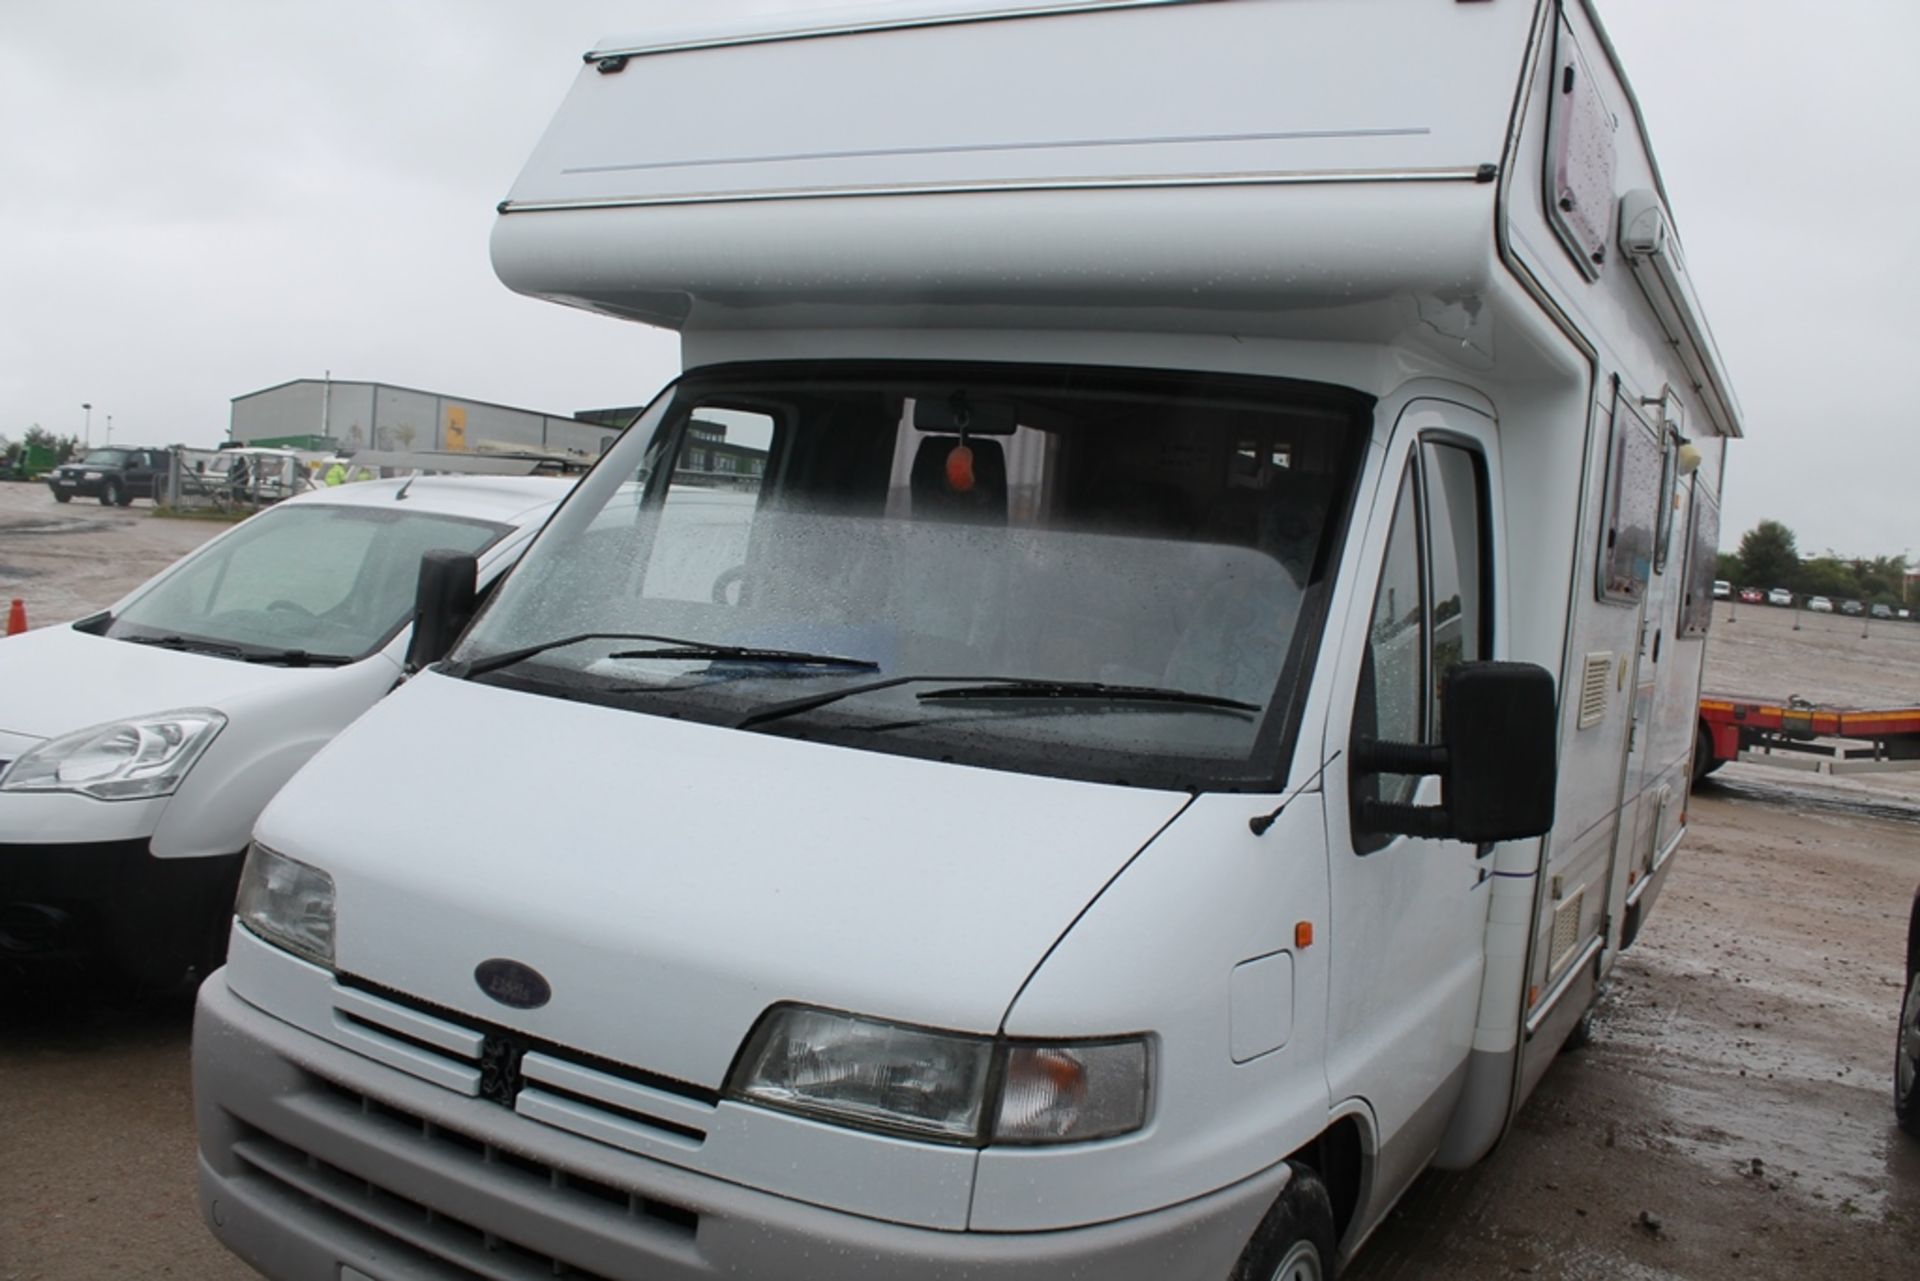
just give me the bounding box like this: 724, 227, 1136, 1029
1353, 661, 1557, 845
405, 550, 480, 674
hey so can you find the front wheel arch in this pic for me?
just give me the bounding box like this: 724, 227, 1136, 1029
1230, 1160, 1340, 1281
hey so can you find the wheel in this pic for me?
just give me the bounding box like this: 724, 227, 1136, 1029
1230, 1161, 1339, 1281
1898, 968, 1920, 1139
1562, 1004, 1596, 1053
116, 483, 135, 506
100, 480, 123, 507
52, 489, 71, 503
1690, 722, 1724, 788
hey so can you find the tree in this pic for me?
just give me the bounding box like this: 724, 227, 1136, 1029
1716, 551, 1742, 583
1738, 519, 1799, 587
21, 425, 79, 464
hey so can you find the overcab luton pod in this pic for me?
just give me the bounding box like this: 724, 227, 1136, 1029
194, 3, 1741, 1278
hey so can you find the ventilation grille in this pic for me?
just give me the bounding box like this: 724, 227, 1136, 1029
227, 1077, 699, 1281
1549, 889, 1586, 972
1577, 652, 1612, 729
329, 977, 717, 1159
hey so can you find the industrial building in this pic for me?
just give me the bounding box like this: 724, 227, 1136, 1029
228, 378, 635, 460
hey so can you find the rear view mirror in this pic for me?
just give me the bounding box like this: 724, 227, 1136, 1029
1352, 661, 1557, 844
405, 550, 479, 674
912, 394, 1018, 435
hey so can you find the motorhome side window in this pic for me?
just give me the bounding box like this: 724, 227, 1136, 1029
1677, 477, 1720, 638
1353, 442, 1490, 850
456, 362, 1368, 791
1597, 407, 1663, 604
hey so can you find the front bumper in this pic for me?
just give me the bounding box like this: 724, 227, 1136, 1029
46, 474, 106, 498
195, 975, 1282, 1281
0, 839, 242, 983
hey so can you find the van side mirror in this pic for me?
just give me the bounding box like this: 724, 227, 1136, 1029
405, 550, 479, 674
1352, 661, 1557, 845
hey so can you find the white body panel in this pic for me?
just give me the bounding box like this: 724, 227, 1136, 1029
196, 2, 1742, 1275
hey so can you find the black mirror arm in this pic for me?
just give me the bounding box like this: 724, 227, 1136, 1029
1350, 737, 1456, 841
1355, 799, 1453, 840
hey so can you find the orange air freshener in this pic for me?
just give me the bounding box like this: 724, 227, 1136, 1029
945, 442, 975, 492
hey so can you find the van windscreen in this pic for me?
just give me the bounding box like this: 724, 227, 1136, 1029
456, 362, 1368, 790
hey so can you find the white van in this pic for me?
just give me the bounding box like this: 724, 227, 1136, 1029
0, 475, 570, 988
194, 3, 1740, 1277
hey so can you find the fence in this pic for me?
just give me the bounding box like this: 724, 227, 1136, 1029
164, 447, 317, 514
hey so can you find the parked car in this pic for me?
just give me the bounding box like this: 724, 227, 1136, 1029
1899, 882, 1920, 1139
45, 446, 170, 506
1739, 586, 1764, 604
0, 473, 572, 988
1767, 587, 1794, 607
1872, 603, 1895, 620
1841, 599, 1865, 616
1807, 596, 1833, 613
1712, 579, 1731, 600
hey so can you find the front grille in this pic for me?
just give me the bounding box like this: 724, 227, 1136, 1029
329, 976, 719, 1160
230, 1074, 700, 1281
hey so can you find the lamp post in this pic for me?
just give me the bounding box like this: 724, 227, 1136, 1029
104, 414, 113, 445
81, 402, 91, 447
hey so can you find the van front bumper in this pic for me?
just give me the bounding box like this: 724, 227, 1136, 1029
0, 839, 241, 983
195, 975, 1281, 1281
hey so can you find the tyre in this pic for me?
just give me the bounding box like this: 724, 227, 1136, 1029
1561, 1003, 1596, 1053
1230, 1161, 1339, 1281
51, 489, 71, 503
116, 481, 135, 507
100, 480, 122, 507
1690, 723, 1724, 788
1898, 968, 1920, 1140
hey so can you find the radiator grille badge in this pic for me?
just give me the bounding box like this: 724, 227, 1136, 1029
475, 958, 551, 1009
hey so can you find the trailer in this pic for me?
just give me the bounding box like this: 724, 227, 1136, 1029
1697, 695, 1920, 783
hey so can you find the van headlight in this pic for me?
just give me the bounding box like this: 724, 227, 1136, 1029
234, 843, 336, 969
728, 1005, 1150, 1146
0, 709, 225, 800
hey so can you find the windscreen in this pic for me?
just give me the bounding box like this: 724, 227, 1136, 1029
457, 363, 1367, 789
107, 504, 507, 662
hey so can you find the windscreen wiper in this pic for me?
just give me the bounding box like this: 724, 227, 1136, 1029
606, 644, 878, 672
918, 680, 1258, 713
456, 632, 877, 679
241, 649, 355, 667
737, 674, 1258, 732
120, 633, 250, 659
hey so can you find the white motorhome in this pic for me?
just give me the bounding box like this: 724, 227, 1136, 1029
194, 3, 1739, 1277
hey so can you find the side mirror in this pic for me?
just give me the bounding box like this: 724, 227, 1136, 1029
405, 550, 479, 674
1353, 660, 1557, 844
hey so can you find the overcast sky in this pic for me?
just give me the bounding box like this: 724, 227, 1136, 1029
4, 1, 1915, 558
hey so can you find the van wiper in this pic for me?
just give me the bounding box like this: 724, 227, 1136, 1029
737, 675, 1258, 732
241, 649, 355, 667
606, 644, 878, 671
120, 633, 353, 666
457, 632, 877, 679
121, 633, 250, 659
918, 680, 1259, 713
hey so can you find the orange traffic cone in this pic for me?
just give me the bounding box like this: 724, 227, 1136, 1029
5, 599, 26, 636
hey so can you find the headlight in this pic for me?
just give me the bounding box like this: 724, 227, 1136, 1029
234, 843, 336, 968
0, 709, 225, 800
728, 1005, 1149, 1146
